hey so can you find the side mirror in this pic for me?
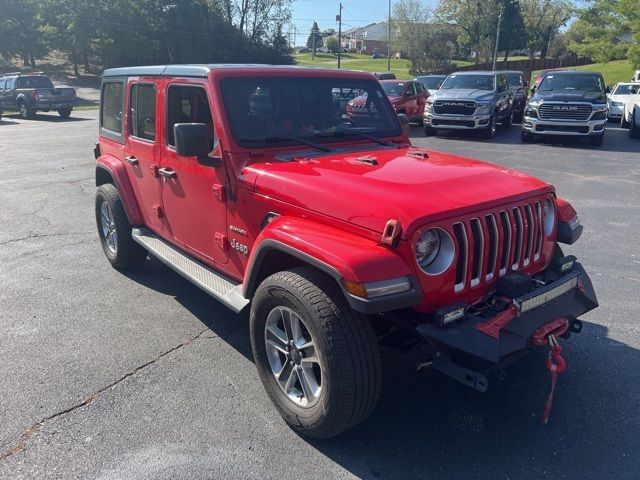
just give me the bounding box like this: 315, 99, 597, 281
605, 85, 612, 94
174, 123, 220, 166
397, 113, 410, 135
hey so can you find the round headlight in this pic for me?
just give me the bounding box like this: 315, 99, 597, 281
415, 228, 455, 275
543, 198, 556, 236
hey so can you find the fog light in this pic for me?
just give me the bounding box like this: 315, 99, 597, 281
435, 302, 466, 327
553, 255, 576, 274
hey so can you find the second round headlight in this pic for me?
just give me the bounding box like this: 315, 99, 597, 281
415, 228, 455, 275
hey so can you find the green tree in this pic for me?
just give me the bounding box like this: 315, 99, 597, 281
325, 36, 340, 54
0, 0, 48, 66
498, 0, 527, 60
306, 21, 322, 51
521, 0, 573, 60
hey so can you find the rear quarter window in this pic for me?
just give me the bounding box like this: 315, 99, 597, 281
100, 80, 125, 142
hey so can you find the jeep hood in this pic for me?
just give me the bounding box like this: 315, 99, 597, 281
249, 147, 552, 237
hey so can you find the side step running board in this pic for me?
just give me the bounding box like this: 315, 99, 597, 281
132, 228, 249, 313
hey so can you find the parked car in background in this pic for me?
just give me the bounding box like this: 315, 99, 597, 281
423, 71, 514, 138
522, 70, 608, 146
607, 83, 640, 121
632, 70, 640, 82
500, 70, 527, 121
415, 74, 447, 96
621, 89, 640, 128
350, 79, 427, 124
371, 52, 387, 59
0, 72, 77, 119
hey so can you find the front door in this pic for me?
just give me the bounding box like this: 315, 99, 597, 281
160, 82, 228, 265
124, 79, 163, 230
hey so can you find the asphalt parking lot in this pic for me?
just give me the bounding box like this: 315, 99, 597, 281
0, 109, 639, 480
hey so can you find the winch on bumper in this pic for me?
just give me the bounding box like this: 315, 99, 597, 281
414, 260, 598, 392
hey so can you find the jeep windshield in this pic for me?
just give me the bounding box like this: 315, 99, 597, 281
539, 73, 603, 92
220, 77, 402, 148
440, 74, 495, 91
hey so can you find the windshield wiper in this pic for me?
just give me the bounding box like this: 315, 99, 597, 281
239, 135, 331, 152
314, 130, 393, 147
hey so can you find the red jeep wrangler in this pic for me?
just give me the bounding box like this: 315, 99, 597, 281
94, 65, 598, 438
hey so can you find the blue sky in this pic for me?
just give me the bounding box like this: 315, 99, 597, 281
290, 0, 436, 46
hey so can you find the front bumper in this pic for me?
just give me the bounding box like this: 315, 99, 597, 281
415, 261, 598, 367
522, 115, 606, 136
424, 112, 491, 130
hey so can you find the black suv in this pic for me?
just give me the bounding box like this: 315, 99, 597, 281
500, 70, 528, 121
522, 70, 608, 146
0, 73, 77, 119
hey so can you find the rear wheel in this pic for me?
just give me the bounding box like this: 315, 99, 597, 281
95, 184, 147, 269
423, 123, 437, 136
18, 101, 35, 119
250, 267, 381, 438
58, 108, 72, 118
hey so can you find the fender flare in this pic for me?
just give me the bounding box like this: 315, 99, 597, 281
243, 216, 422, 314
95, 156, 143, 225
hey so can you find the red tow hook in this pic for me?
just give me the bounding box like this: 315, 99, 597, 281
542, 334, 567, 424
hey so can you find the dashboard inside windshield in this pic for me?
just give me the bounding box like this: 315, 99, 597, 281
220, 77, 401, 148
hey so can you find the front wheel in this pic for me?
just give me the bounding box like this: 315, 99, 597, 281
58, 108, 72, 118
482, 115, 497, 139
95, 184, 147, 269
250, 267, 382, 438
521, 129, 535, 143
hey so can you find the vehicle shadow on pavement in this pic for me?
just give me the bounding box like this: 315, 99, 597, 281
417, 124, 639, 154
122, 259, 639, 479
2, 113, 93, 123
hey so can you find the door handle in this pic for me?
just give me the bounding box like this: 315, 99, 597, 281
125, 155, 139, 166
158, 167, 177, 179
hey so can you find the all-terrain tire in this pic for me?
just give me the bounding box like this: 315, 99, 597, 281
58, 108, 72, 118
18, 101, 35, 119
95, 183, 147, 269
501, 109, 513, 128
521, 128, 534, 143
250, 267, 382, 438
482, 115, 497, 139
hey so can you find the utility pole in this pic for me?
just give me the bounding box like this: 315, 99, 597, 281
337, 3, 343, 69
312, 21, 316, 60
387, 0, 391, 71
492, 9, 502, 71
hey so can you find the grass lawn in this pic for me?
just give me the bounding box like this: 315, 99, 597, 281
531, 59, 635, 87
294, 53, 473, 79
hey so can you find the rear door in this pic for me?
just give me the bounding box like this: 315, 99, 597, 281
124, 78, 164, 230
159, 81, 228, 265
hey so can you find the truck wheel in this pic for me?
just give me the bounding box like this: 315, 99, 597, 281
501, 110, 513, 128
483, 115, 497, 139
95, 184, 147, 269
250, 267, 381, 438
630, 112, 640, 138
58, 108, 72, 118
521, 129, 534, 143
620, 116, 629, 128
423, 124, 437, 136
18, 101, 35, 119
589, 134, 604, 146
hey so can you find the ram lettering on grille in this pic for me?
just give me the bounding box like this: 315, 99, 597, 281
452, 202, 544, 293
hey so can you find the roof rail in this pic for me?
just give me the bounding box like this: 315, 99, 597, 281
0, 71, 45, 77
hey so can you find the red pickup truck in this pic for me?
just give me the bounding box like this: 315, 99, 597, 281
348, 79, 428, 124
94, 65, 597, 438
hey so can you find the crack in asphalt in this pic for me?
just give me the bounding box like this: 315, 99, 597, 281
0, 328, 212, 462
0, 231, 94, 247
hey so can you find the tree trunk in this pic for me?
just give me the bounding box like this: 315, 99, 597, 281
23, 53, 29, 66
29, 55, 36, 67
71, 49, 79, 77
83, 48, 90, 74
503, 49, 510, 62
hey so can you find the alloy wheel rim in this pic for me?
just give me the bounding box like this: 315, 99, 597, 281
100, 202, 117, 254
264, 306, 322, 407
20, 104, 27, 117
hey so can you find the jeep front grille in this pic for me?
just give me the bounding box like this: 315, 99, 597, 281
453, 201, 544, 293
538, 103, 592, 121
433, 101, 476, 116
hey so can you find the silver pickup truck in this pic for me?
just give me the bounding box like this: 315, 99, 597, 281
0, 73, 77, 119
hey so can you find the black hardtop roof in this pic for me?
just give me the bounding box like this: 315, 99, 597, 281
102, 64, 371, 78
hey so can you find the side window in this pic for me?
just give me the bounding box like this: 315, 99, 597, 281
129, 83, 156, 142
0, 78, 5, 91
498, 75, 507, 92
101, 81, 124, 135
166, 85, 214, 149
406, 83, 416, 96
